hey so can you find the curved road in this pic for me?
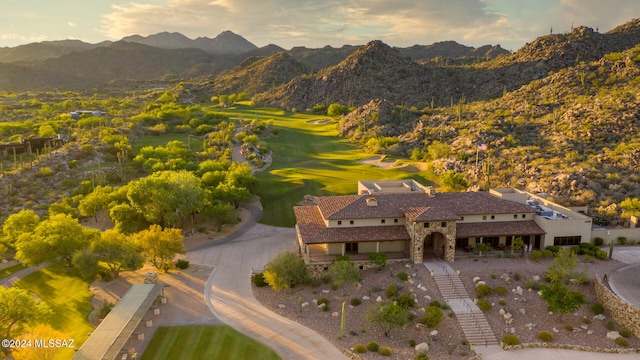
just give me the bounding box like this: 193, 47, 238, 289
187, 210, 348, 360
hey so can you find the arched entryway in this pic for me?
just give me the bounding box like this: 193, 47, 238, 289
423, 232, 448, 260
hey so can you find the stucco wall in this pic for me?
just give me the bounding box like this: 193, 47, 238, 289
594, 275, 640, 338
379, 240, 405, 252
306, 259, 408, 279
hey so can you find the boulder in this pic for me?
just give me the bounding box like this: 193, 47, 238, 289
593, 314, 606, 321
430, 330, 438, 336
362, 296, 370, 301
301, 302, 309, 308
606, 331, 621, 340
332, 312, 339, 318
278, 304, 286, 309
415, 343, 429, 352
376, 296, 383, 302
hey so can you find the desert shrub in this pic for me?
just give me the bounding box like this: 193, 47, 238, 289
542, 249, 554, 258
98, 299, 114, 319
353, 344, 366, 353
328, 259, 361, 286
317, 298, 329, 306
415, 353, 429, 360
591, 303, 605, 315
524, 279, 540, 291
531, 250, 543, 261
617, 236, 627, 245
369, 252, 387, 268
582, 318, 591, 325
386, 284, 398, 299
538, 331, 554, 342
498, 299, 507, 306
494, 286, 508, 296
350, 298, 362, 306
615, 337, 629, 347
407, 339, 416, 347
321, 304, 329, 311
606, 321, 615, 330
476, 298, 492, 312
594, 237, 604, 246
367, 341, 379, 352
594, 249, 608, 260
513, 272, 521, 281
476, 284, 492, 298
397, 293, 415, 309
545, 246, 560, 256
263, 251, 308, 291
429, 300, 442, 308
397, 272, 409, 281
420, 306, 443, 328
619, 328, 631, 338
378, 346, 392, 356
331, 283, 339, 290
502, 334, 520, 345
564, 324, 574, 331
252, 272, 267, 287
175, 259, 189, 269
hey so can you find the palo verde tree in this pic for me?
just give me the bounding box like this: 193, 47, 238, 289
0, 287, 52, 356
134, 225, 185, 271
1, 210, 40, 248
15, 213, 99, 267
365, 302, 410, 337
92, 229, 144, 278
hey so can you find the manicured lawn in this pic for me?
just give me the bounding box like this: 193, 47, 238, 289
141, 325, 280, 360
0, 263, 25, 279
132, 134, 204, 154
15, 264, 94, 360
207, 104, 434, 226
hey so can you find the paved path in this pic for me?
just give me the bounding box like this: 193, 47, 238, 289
0, 264, 43, 288
188, 223, 348, 360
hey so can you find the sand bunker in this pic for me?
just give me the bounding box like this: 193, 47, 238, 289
358, 156, 408, 169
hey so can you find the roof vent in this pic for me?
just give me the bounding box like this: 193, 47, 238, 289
426, 186, 436, 197
366, 197, 378, 207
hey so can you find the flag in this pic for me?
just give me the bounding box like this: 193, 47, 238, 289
477, 143, 488, 151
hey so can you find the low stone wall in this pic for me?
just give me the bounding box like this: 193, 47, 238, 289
594, 274, 640, 338
503, 342, 640, 354
306, 259, 408, 279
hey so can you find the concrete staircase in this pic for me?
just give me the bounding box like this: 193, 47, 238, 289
424, 260, 499, 347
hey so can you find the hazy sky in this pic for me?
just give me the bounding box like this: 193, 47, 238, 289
1, 0, 639, 51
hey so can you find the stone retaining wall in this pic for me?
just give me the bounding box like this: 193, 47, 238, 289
503, 342, 640, 354
306, 259, 407, 279
594, 274, 640, 338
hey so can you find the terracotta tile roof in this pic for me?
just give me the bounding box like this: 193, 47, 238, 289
403, 207, 459, 221
455, 221, 545, 238
317, 192, 535, 220
294, 205, 410, 244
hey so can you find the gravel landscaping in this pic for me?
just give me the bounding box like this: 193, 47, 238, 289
253, 254, 640, 359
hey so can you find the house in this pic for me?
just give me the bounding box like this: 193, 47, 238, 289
294, 180, 593, 263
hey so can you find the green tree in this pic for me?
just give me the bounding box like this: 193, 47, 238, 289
15, 214, 98, 267
511, 237, 525, 257
366, 302, 410, 337
214, 182, 251, 209
0, 287, 52, 356
203, 201, 236, 232
540, 281, 586, 321
263, 251, 308, 291
37, 124, 57, 137
546, 248, 584, 284
2, 210, 40, 247
440, 170, 468, 191
619, 197, 640, 218
72, 249, 98, 281
475, 242, 492, 256
109, 203, 149, 234
92, 229, 144, 278
134, 225, 185, 271
327, 103, 348, 116
328, 259, 361, 287
10, 324, 68, 360
78, 185, 114, 221
127, 170, 204, 228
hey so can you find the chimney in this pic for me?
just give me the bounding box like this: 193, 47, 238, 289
366, 197, 378, 207
426, 186, 436, 197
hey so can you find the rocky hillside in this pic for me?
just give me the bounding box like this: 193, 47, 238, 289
122, 30, 258, 55
212, 53, 311, 95
398, 41, 509, 61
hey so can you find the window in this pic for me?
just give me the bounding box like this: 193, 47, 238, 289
553, 236, 581, 246
349, 220, 354, 225
441, 222, 447, 227
491, 215, 495, 220
337, 221, 342, 225
460, 216, 464, 221
513, 214, 518, 219
381, 219, 386, 224
423, 222, 430, 228
521, 214, 526, 219
345, 242, 358, 252
394, 218, 398, 223
482, 215, 487, 220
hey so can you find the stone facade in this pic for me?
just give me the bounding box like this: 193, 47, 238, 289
406, 220, 457, 263
594, 274, 640, 338
306, 259, 407, 280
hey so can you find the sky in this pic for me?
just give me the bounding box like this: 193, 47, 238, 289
1, 0, 639, 52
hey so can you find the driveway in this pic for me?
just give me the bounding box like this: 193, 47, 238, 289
187, 223, 348, 360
